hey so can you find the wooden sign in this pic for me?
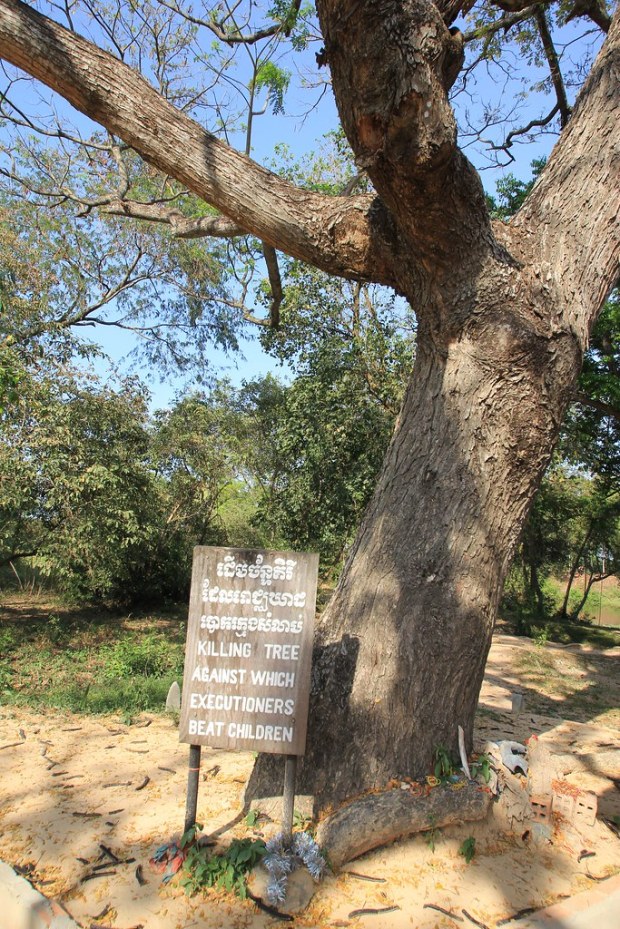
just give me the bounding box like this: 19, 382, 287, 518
179, 546, 318, 756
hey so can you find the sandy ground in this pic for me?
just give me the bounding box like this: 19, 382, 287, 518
0, 634, 618, 929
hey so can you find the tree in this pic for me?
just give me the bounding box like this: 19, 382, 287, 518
0, 201, 270, 599
518, 293, 620, 620
0, 0, 618, 814
254, 266, 414, 566
561, 291, 620, 487
510, 462, 578, 617
0, 173, 238, 376
147, 382, 272, 595
490, 181, 620, 626
0, 361, 158, 600
510, 465, 620, 623
557, 480, 620, 619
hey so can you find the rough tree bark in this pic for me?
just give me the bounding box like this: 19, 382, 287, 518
0, 0, 618, 814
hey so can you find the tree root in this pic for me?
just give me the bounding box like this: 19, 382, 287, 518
316, 780, 492, 869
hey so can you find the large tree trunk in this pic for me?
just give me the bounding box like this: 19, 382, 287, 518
247, 5, 620, 814
248, 250, 581, 810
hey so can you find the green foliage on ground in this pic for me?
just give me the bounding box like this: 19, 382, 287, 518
433, 746, 456, 780
459, 837, 476, 864
0, 597, 185, 715
180, 836, 266, 898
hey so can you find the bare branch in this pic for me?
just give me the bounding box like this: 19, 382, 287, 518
99, 198, 245, 238
462, 5, 541, 43
535, 6, 571, 127
573, 391, 620, 422
488, 103, 561, 160
340, 172, 366, 196
462, 1, 609, 45
263, 244, 282, 328
156, 0, 302, 46
0, 89, 112, 150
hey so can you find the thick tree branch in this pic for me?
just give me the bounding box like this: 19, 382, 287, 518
492, 0, 542, 11
435, 0, 476, 27
573, 391, 620, 422
565, 0, 612, 33
514, 11, 620, 343
262, 244, 283, 329
1, 551, 38, 568
316, 0, 491, 276
0, 0, 401, 289
317, 0, 458, 176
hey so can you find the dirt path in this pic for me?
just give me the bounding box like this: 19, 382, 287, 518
0, 633, 618, 929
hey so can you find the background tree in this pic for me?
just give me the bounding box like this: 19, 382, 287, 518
509, 466, 620, 623
0, 0, 618, 818
146, 382, 274, 596
254, 265, 414, 565
508, 463, 579, 618
555, 479, 620, 619
561, 291, 620, 485
0, 372, 274, 602
0, 363, 157, 600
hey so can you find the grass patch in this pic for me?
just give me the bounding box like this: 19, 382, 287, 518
501, 572, 620, 647
516, 644, 619, 726
0, 593, 185, 715
526, 619, 620, 649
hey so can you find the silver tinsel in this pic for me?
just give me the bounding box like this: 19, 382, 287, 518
292, 830, 326, 880
263, 831, 326, 905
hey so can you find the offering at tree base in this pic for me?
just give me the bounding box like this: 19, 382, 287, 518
179, 546, 318, 756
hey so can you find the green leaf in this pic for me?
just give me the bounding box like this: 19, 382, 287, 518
459, 837, 476, 864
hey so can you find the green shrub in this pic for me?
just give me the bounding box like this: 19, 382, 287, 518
102, 633, 180, 679
180, 837, 266, 898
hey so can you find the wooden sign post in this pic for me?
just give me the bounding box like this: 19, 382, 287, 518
179, 546, 319, 837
